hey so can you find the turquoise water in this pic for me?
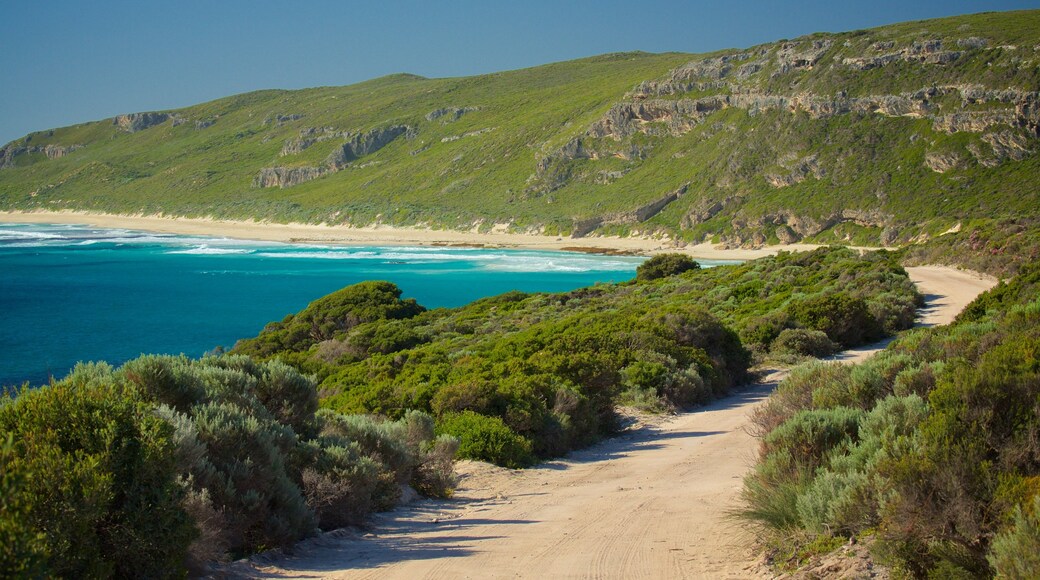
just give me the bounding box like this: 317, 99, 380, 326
0, 223, 734, 387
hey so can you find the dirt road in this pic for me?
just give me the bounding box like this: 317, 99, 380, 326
231, 266, 995, 579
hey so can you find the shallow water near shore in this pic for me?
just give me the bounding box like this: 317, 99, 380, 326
0, 222, 737, 386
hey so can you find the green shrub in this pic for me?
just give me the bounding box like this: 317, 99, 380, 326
121, 355, 206, 413
989, 496, 1040, 579
298, 439, 383, 529
867, 292, 918, 334
741, 448, 812, 531
789, 292, 882, 347
189, 401, 315, 554
253, 359, 319, 435
636, 253, 700, 281
739, 311, 792, 348
763, 407, 865, 471
413, 434, 461, 498
751, 362, 852, 436
771, 328, 839, 358
437, 411, 535, 468
233, 281, 425, 357
0, 435, 48, 578
0, 377, 195, 577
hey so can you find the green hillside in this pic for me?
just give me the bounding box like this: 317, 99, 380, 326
1, 10, 1038, 247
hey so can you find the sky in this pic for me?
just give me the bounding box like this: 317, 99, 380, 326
1, 0, 1037, 145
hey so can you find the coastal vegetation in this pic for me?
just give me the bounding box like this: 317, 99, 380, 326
2, 7, 1038, 578
0, 246, 920, 575
232, 247, 920, 464
0, 355, 457, 575
741, 261, 1040, 577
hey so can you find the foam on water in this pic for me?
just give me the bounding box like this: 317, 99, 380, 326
168, 245, 254, 255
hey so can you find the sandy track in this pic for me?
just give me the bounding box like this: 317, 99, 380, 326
228, 266, 995, 580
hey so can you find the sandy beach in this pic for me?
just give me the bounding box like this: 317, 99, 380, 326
0, 210, 823, 260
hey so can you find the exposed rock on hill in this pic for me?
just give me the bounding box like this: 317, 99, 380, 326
113, 112, 172, 132
572, 184, 688, 237
426, 106, 480, 122
842, 39, 962, 70
327, 125, 415, 168
252, 166, 328, 189
0, 143, 84, 170
925, 151, 962, 173
255, 124, 416, 188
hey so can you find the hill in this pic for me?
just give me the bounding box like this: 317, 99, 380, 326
1, 10, 1038, 248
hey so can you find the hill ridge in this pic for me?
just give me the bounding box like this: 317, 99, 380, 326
1, 9, 1038, 248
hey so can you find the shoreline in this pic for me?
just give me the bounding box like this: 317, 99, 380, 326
0, 209, 821, 260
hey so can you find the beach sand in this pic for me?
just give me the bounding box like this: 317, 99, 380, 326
0, 210, 823, 260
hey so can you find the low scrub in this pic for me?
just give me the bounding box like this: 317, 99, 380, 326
0, 354, 458, 576
743, 261, 1040, 577
236, 248, 917, 464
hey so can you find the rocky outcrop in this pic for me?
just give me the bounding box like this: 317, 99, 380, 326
729, 208, 894, 245
765, 155, 823, 188
969, 130, 1035, 167
0, 143, 84, 170
588, 98, 728, 140
0, 144, 25, 169
542, 84, 1039, 176
843, 40, 962, 70
113, 112, 171, 132
256, 124, 416, 188
42, 144, 82, 159
426, 106, 480, 122
925, 151, 962, 173
571, 184, 688, 237
327, 125, 415, 168
281, 127, 345, 156
252, 166, 328, 188
776, 39, 833, 72
983, 130, 1033, 161
933, 110, 1021, 133
681, 196, 744, 229
958, 37, 989, 49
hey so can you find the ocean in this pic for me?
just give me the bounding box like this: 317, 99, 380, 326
0, 222, 734, 387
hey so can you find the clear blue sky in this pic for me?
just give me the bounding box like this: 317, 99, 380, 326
2, 0, 1037, 145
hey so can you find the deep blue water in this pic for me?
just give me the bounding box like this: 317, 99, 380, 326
0, 223, 736, 387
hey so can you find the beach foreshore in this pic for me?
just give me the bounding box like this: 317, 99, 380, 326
0, 209, 824, 260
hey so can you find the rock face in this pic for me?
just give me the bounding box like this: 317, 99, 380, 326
281, 127, 345, 157
533, 82, 1040, 194
765, 155, 823, 188
925, 151, 962, 173
0, 144, 25, 169
0, 143, 84, 170
426, 106, 480, 122
255, 124, 416, 188
113, 112, 171, 132
327, 125, 414, 168
264, 114, 303, 126
842, 39, 962, 70
252, 166, 328, 189
722, 208, 895, 247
